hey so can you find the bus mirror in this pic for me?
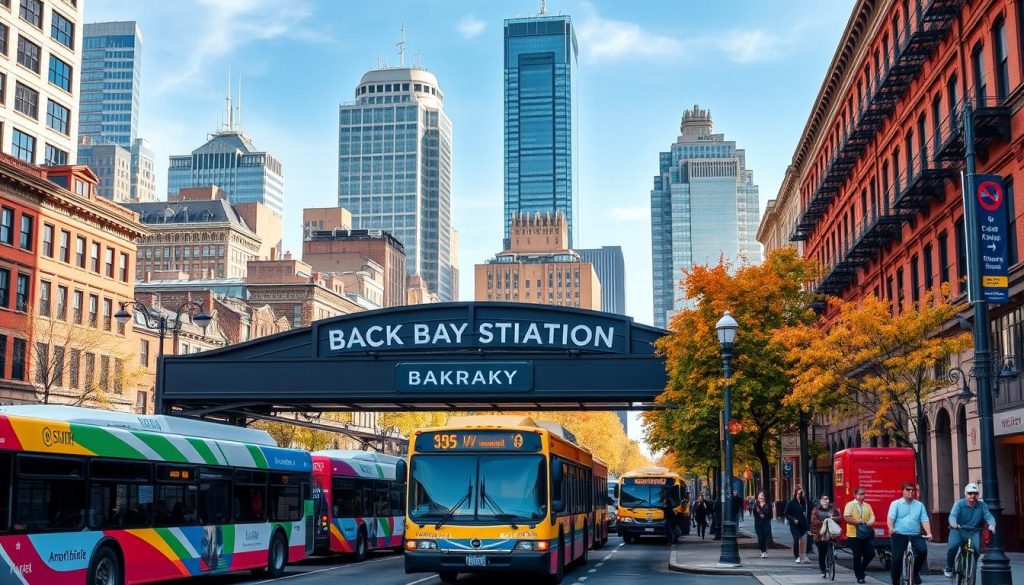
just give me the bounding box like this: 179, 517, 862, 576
550, 459, 563, 485
553, 499, 566, 513
396, 460, 408, 482
612, 485, 619, 499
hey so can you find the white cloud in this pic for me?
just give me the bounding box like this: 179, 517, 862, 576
717, 30, 787, 63
607, 206, 648, 222
457, 15, 486, 39
576, 12, 683, 60
156, 0, 314, 94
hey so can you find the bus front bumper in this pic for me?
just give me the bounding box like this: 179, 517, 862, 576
405, 550, 552, 574
617, 521, 666, 537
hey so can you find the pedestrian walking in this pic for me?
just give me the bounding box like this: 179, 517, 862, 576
752, 491, 773, 558
809, 494, 841, 578
785, 485, 810, 563
661, 488, 679, 544
692, 494, 711, 540
843, 486, 876, 584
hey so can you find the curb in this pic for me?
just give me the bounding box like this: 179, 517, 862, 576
667, 547, 756, 576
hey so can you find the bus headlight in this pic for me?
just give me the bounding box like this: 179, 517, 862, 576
405, 540, 438, 550
515, 541, 550, 551
618, 516, 634, 523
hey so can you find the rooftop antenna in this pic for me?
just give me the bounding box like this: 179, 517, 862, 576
236, 75, 242, 130
225, 66, 233, 130
376, 50, 384, 69
396, 19, 407, 67
539, 0, 547, 16
413, 50, 421, 68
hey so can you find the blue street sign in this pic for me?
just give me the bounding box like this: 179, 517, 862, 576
971, 174, 1010, 304
396, 361, 534, 392
782, 461, 793, 479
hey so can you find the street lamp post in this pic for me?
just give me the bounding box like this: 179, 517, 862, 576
115, 300, 212, 414
716, 310, 741, 567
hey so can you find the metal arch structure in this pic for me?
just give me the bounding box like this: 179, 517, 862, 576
158, 302, 669, 421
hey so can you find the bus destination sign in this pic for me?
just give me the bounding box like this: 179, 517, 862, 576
415, 430, 543, 453
627, 477, 674, 485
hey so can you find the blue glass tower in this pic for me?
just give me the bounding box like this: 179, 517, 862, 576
504, 15, 578, 248
79, 22, 141, 149
651, 106, 762, 328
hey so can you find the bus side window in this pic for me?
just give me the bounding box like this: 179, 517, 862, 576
0, 453, 10, 532
388, 481, 403, 517
358, 479, 373, 517
155, 464, 198, 526
13, 455, 86, 532
88, 459, 153, 529
233, 470, 267, 523
269, 473, 303, 522
198, 468, 233, 525
333, 478, 357, 517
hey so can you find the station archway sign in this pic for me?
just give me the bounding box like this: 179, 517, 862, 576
158, 302, 669, 419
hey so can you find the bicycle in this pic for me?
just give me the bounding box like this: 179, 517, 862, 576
899, 539, 915, 585
951, 529, 980, 585
823, 538, 836, 581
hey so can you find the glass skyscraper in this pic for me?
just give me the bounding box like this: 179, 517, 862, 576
577, 246, 625, 315
168, 129, 284, 216
651, 105, 762, 328
504, 15, 578, 248
79, 22, 141, 149
337, 67, 456, 302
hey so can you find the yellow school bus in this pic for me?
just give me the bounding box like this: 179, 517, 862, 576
615, 467, 689, 543
400, 416, 597, 584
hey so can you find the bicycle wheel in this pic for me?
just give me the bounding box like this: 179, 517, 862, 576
954, 547, 966, 585
827, 543, 836, 581
901, 545, 914, 585
965, 550, 977, 585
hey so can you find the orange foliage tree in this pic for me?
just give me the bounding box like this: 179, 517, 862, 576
643, 248, 819, 500
775, 288, 970, 507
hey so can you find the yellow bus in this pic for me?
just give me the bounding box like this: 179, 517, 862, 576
615, 467, 689, 543
400, 416, 597, 584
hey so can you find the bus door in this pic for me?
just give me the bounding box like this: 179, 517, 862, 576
303, 479, 315, 555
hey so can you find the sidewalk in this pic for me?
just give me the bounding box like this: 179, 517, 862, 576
668, 515, 1024, 584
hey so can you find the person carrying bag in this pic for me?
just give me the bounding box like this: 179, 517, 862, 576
844, 487, 876, 584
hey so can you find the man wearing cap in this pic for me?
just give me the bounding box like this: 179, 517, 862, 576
944, 483, 996, 578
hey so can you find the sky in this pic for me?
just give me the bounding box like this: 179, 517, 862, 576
85, 0, 856, 447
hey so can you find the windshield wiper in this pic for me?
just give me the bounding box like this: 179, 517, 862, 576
479, 476, 519, 529
434, 477, 473, 530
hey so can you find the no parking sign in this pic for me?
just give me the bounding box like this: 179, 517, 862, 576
972, 174, 1010, 304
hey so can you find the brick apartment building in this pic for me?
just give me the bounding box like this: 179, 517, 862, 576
758, 0, 1024, 548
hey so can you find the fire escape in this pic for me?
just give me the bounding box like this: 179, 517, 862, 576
791, 0, 965, 296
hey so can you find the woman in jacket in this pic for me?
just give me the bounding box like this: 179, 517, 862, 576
752, 491, 773, 557
785, 485, 810, 563
809, 494, 842, 578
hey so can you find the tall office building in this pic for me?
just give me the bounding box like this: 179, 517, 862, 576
168, 98, 285, 216
577, 246, 625, 315
0, 0, 84, 165
79, 22, 141, 148
503, 14, 579, 248
651, 105, 762, 329
130, 138, 155, 202
338, 67, 456, 302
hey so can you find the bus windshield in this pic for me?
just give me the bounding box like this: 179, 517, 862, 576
619, 478, 680, 509
409, 454, 548, 523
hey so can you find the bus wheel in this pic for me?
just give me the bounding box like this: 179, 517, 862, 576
88, 546, 122, 585
547, 534, 565, 584
353, 529, 368, 562
438, 571, 459, 584
266, 532, 288, 578
579, 523, 589, 565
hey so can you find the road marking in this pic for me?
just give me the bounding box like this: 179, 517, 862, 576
588, 568, 597, 573
404, 576, 439, 585
596, 562, 604, 567
602, 555, 611, 561
576, 577, 588, 582
251, 554, 401, 584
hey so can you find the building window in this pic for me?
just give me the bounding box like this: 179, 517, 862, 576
938, 231, 951, 285
88, 294, 98, 328
0, 23, 8, 56
0, 335, 6, 378
923, 243, 934, 290
38, 280, 49, 317
993, 16, 1009, 100
0, 207, 12, 245
19, 214, 32, 250
44, 144, 67, 165
14, 82, 38, 119
52, 346, 63, 386
19, 0, 42, 28
33, 342, 47, 384
972, 43, 987, 104
11, 129, 35, 163
954, 216, 967, 294
59, 229, 69, 262
69, 348, 79, 389
119, 253, 128, 282
72, 290, 82, 324
910, 255, 920, 303
56, 285, 66, 320
0, 268, 8, 307
50, 10, 73, 48
139, 340, 148, 367
104, 247, 113, 278
75, 236, 85, 267
90, 241, 100, 272
11, 338, 25, 380
47, 56, 71, 92
1008, 180, 1019, 265
41, 224, 53, 257
102, 298, 111, 331
15, 273, 28, 311
84, 352, 94, 390
947, 74, 959, 119
16, 36, 40, 72
46, 100, 69, 134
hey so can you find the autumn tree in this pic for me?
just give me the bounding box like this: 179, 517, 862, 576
776, 288, 970, 507
643, 248, 819, 499
257, 412, 354, 451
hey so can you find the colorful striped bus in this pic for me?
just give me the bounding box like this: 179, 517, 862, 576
0, 405, 313, 585
311, 450, 404, 560
401, 415, 597, 585
591, 458, 609, 549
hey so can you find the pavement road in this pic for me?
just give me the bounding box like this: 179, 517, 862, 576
162, 536, 758, 585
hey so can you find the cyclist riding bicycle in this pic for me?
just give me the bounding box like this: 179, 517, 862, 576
887, 482, 933, 585
943, 483, 996, 578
